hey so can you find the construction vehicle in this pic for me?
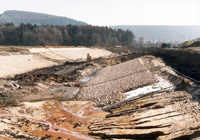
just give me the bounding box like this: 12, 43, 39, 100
87, 53, 92, 61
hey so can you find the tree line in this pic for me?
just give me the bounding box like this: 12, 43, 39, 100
0, 23, 134, 46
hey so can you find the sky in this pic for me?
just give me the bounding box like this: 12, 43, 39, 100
0, 0, 200, 26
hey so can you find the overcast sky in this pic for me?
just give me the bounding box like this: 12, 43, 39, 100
0, 0, 200, 26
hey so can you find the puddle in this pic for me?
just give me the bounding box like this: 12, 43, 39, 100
50, 86, 80, 95
49, 86, 80, 98
40, 101, 103, 139
79, 69, 102, 83
61, 104, 104, 119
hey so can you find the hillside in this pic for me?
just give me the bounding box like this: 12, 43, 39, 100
0, 10, 87, 26
177, 40, 196, 48
189, 41, 200, 47
111, 25, 200, 42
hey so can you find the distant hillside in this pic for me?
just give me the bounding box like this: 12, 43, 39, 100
111, 25, 200, 42
0, 10, 87, 26
177, 41, 195, 48
189, 41, 200, 47
178, 41, 200, 48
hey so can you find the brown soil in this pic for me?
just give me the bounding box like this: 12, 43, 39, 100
0, 100, 107, 140
21, 100, 101, 140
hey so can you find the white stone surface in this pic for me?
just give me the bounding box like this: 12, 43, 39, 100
125, 75, 175, 100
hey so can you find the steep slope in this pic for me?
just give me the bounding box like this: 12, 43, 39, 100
0, 10, 88, 26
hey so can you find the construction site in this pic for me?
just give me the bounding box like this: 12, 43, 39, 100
0, 46, 200, 140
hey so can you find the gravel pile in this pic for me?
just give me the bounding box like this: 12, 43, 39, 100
77, 58, 158, 106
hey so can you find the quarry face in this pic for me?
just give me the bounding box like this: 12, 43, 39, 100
0, 47, 200, 140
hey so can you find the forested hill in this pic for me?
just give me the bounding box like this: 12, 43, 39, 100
0, 23, 134, 46
111, 25, 200, 42
0, 10, 87, 26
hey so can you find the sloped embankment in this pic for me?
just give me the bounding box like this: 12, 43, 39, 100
151, 49, 200, 81
77, 58, 158, 106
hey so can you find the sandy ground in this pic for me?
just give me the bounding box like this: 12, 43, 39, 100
29, 47, 112, 61
0, 47, 112, 78
0, 55, 57, 78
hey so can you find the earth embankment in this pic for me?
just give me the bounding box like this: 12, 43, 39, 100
150, 48, 200, 81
